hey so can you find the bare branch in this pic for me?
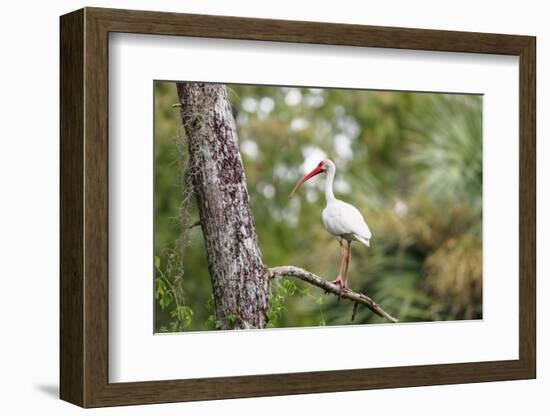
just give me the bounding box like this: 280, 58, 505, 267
268, 265, 398, 323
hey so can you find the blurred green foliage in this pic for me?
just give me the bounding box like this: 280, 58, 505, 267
154, 81, 482, 332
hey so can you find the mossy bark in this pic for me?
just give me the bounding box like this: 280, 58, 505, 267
176, 83, 268, 329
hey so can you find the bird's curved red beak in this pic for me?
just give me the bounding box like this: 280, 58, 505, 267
289, 164, 324, 198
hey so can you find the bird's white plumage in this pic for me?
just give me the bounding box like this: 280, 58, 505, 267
313, 159, 372, 248
292, 158, 372, 249
322, 199, 372, 246
291, 158, 371, 289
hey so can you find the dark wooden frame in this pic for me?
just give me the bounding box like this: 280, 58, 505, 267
60, 7, 536, 408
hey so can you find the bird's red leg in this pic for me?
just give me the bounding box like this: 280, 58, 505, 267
343, 240, 352, 290
331, 240, 346, 288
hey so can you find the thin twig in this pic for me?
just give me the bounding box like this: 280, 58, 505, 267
268, 265, 398, 323
351, 302, 359, 321
188, 220, 201, 229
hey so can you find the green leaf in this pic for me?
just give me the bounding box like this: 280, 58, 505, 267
160, 291, 172, 310
172, 305, 194, 327
206, 315, 218, 329
281, 279, 298, 295
155, 278, 166, 300
297, 288, 310, 298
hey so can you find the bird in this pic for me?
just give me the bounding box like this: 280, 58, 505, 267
289, 159, 372, 290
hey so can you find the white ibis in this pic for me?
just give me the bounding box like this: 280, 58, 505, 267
289, 159, 372, 290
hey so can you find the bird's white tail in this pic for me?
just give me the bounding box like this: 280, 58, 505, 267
354, 234, 370, 247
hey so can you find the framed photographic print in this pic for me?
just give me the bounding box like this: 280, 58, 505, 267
60, 7, 536, 408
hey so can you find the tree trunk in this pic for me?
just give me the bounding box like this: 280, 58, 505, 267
176, 83, 268, 329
